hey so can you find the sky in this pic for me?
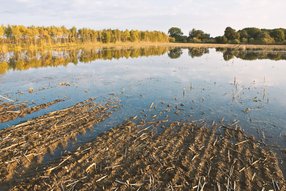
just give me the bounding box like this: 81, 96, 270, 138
0, 0, 285, 36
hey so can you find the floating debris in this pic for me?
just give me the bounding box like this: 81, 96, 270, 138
59, 82, 71, 87
243, 107, 251, 113
28, 87, 34, 93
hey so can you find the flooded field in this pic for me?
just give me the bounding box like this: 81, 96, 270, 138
0, 46, 286, 190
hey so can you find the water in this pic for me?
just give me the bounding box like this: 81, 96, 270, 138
0, 46, 286, 165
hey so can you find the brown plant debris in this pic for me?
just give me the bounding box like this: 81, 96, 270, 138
7, 120, 285, 191
0, 99, 114, 184
0, 99, 64, 123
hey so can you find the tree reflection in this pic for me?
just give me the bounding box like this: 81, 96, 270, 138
188, 48, 209, 58
168, 48, 183, 59
0, 46, 169, 74
216, 48, 286, 61
1, 47, 285, 75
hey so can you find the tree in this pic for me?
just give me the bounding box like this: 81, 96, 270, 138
0, 26, 5, 42
243, 28, 261, 40
188, 29, 210, 42
11, 25, 22, 44
238, 30, 248, 43
215, 36, 228, 44
121, 30, 130, 42
270, 29, 285, 42
0, 26, 4, 36
69, 27, 77, 43
102, 30, 112, 43
224, 27, 240, 42
256, 32, 275, 44
130, 30, 139, 42
168, 27, 184, 42
0, 24, 171, 46
0, 62, 9, 74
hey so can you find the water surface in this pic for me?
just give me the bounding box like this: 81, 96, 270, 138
0, 46, 286, 167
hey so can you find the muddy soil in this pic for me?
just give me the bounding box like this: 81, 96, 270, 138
0, 99, 63, 123
6, 120, 285, 191
0, 99, 115, 184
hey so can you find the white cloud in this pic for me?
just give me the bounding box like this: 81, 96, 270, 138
0, 0, 285, 36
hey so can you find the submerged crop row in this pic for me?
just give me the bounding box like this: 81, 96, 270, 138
0, 99, 285, 190
0, 98, 119, 187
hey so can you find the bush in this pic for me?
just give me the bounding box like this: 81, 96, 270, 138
169, 37, 176, 43
215, 36, 227, 44
240, 38, 248, 44
229, 39, 240, 44
192, 38, 202, 43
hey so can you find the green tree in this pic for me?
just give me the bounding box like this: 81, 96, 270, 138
168, 27, 183, 38
256, 32, 275, 44
270, 29, 285, 42
215, 36, 228, 44
224, 27, 240, 42
243, 28, 261, 40
168, 27, 184, 42
238, 30, 248, 43
188, 29, 210, 42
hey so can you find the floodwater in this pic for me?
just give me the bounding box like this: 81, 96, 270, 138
0, 46, 286, 167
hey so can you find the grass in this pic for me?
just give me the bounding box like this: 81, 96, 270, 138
2, 42, 286, 52
164, 43, 286, 50
0, 42, 170, 52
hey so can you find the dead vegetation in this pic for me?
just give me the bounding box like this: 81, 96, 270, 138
7, 120, 285, 191
0, 98, 115, 184
0, 99, 63, 123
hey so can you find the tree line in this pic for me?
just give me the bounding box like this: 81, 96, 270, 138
166, 47, 286, 61
0, 46, 169, 74
168, 27, 286, 45
1, 25, 285, 47
216, 48, 286, 61
0, 25, 169, 47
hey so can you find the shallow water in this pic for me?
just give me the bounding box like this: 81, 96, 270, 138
0, 46, 286, 165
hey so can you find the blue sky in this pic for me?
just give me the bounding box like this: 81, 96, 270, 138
1, 0, 285, 36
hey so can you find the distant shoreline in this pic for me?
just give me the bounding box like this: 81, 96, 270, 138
1, 42, 286, 51
98, 42, 286, 50
161, 43, 286, 50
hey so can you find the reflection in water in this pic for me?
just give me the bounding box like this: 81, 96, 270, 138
216, 48, 286, 61
168, 47, 210, 59
0, 46, 169, 74
164, 47, 286, 61
188, 48, 209, 58
0, 47, 286, 176
1, 47, 286, 74
167, 48, 183, 59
